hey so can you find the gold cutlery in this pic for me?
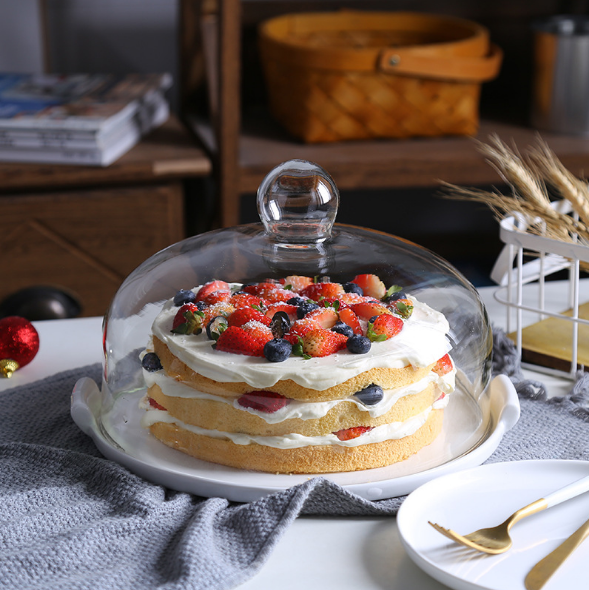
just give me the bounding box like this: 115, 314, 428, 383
428, 474, 589, 554
524, 515, 589, 590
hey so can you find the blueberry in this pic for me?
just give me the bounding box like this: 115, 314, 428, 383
383, 290, 406, 303
173, 289, 196, 306
142, 352, 162, 372
297, 301, 319, 319
332, 321, 353, 338
343, 282, 363, 296
195, 301, 206, 311
368, 315, 379, 324
354, 384, 384, 405
270, 311, 290, 339
287, 296, 306, 306
206, 316, 228, 340
264, 338, 292, 362
347, 335, 371, 354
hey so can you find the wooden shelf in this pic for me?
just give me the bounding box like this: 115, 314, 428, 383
191, 110, 589, 199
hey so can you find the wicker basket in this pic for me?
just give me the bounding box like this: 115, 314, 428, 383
258, 11, 503, 143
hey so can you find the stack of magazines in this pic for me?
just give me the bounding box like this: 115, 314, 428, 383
0, 72, 172, 166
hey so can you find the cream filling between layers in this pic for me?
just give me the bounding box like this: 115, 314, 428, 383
142, 365, 455, 423
151, 291, 452, 391
140, 395, 450, 449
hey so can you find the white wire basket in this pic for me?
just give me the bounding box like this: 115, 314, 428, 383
491, 199, 589, 380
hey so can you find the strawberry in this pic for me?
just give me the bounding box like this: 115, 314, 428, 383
333, 425, 374, 441
230, 293, 264, 309
148, 397, 167, 411
285, 318, 317, 344
433, 354, 453, 376
305, 307, 339, 329
228, 307, 271, 327
202, 302, 235, 326
338, 307, 363, 335
301, 328, 347, 357
263, 288, 293, 303
351, 301, 392, 321
318, 297, 349, 311
202, 289, 231, 305
172, 303, 204, 334
351, 274, 386, 299
237, 391, 290, 413
300, 282, 345, 302
283, 275, 313, 292
196, 280, 230, 302
367, 314, 403, 341
215, 326, 260, 356
242, 321, 274, 354
336, 292, 365, 306
265, 303, 298, 320
388, 298, 414, 319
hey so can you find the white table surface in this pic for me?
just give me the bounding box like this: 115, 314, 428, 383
0, 281, 580, 590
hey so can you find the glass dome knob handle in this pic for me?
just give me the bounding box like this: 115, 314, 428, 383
257, 159, 339, 243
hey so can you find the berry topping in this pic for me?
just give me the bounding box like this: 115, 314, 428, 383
351, 274, 386, 300
350, 301, 392, 321
366, 314, 404, 341
347, 334, 371, 354
382, 285, 406, 303
230, 293, 264, 309
301, 328, 347, 358
206, 315, 229, 340
202, 302, 235, 326
286, 296, 306, 306
433, 354, 453, 376
196, 280, 230, 302
237, 391, 290, 413
227, 307, 271, 328
305, 307, 339, 329
283, 275, 314, 292
202, 289, 232, 306
354, 384, 384, 405
215, 326, 261, 356
296, 300, 320, 319
331, 321, 353, 338
343, 282, 363, 295
300, 282, 345, 302
333, 425, 374, 441
263, 338, 293, 362
286, 318, 318, 343
388, 298, 414, 319
242, 321, 274, 348
269, 311, 291, 339
148, 397, 167, 411
172, 304, 204, 335
265, 303, 298, 321
173, 289, 196, 307
142, 352, 162, 372
338, 307, 363, 335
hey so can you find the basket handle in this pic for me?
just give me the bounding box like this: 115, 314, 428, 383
378, 43, 503, 81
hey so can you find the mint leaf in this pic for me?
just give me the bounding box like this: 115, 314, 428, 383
384, 285, 402, 299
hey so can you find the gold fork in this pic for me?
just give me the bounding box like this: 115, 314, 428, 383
429, 474, 589, 554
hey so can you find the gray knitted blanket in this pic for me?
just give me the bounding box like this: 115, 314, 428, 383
1, 329, 588, 590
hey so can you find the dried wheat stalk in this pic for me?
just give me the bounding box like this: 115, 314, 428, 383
442, 135, 589, 244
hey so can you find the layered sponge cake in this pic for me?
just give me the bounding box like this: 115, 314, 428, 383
140, 274, 455, 473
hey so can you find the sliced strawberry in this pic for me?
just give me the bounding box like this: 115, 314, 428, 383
336, 292, 365, 306
237, 391, 290, 413
215, 326, 260, 356
301, 328, 347, 357
351, 301, 392, 321
433, 354, 453, 376
367, 314, 404, 341
300, 282, 345, 302
285, 318, 317, 344
148, 398, 167, 411
305, 307, 339, 329
228, 307, 271, 327
351, 274, 386, 299
196, 280, 230, 302
283, 275, 313, 292
339, 307, 363, 335
333, 425, 374, 441
265, 303, 298, 320
202, 302, 235, 326
172, 303, 203, 334
202, 289, 232, 305
230, 293, 264, 309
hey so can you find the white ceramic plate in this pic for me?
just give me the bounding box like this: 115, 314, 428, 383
71, 375, 518, 502
398, 460, 589, 590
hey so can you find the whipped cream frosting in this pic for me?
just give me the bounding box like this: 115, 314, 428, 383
143, 365, 455, 423
150, 289, 452, 390
139, 397, 447, 449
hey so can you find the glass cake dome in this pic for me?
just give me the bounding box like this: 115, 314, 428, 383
74, 159, 515, 502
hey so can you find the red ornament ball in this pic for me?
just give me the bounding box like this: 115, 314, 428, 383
0, 316, 40, 367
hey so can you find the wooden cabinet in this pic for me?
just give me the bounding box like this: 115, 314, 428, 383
0, 116, 211, 317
